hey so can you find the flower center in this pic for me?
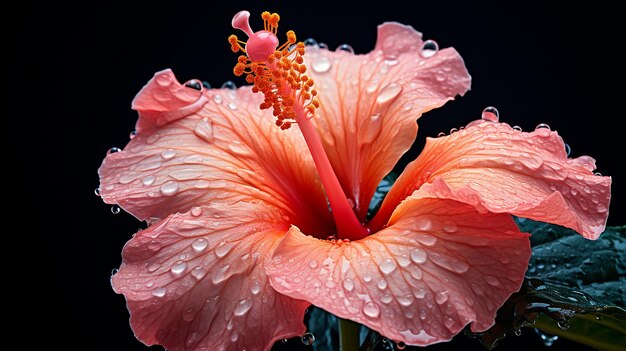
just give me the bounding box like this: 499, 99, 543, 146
229, 11, 369, 240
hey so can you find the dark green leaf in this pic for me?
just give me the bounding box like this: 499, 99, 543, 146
472, 221, 626, 350
368, 173, 398, 219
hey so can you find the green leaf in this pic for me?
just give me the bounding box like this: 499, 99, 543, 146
471, 221, 626, 350
368, 173, 397, 219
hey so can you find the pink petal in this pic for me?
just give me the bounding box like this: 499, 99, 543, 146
267, 197, 530, 346
306, 22, 471, 220
111, 201, 309, 351
373, 120, 611, 239
99, 69, 333, 235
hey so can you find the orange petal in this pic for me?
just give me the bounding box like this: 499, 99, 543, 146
306, 23, 471, 220
373, 120, 611, 239
266, 197, 529, 346
111, 201, 309, 351
99, 69, 333, 235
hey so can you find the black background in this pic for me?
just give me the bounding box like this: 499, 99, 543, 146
18, 0, 624, 350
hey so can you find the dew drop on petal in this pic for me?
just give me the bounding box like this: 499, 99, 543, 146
312, 56, 332, 73
250, 280, 261, 295
437, 132, 446, 137
142, 175, 156, 186
565, 143, 571, 156
233, 299, 253, 316
308, 260, 319, 269
397, 341, 407, 350
161, 149, 177, 160
442, 222, 459, 233
221, 81, 237, 89
160, 181, 179, 196
379, 258, 397, 274
151, 287, 167, 298
342, 278, 354, 292
111, 205, 121, 214
362, 302, 381, 318
192, 238, 208, 252
170, 261, 187, 275
410, 248, 428, 264
485, 275, 501, 287
335, 44, 354, 54
535, 123, 551, 131
420, 40, 439, 58
481, 106, 500, 122
94, 187, 101, 196
185, 79, 202, 90
108, 147, 121, 155
513, 125, 523, 132
215, 241, 234, 258
191, 267, 206, 280
377, 279, 388, 290
213, 95, 223, 104
436, 291, 449, 304
147, 263, 161, 272
301, 332, 316, 345
303, 38, 318, 47
228, 102, 238, 110
190, 207, 202, 217
380, 293, 393, 304
376, 83, 402, 104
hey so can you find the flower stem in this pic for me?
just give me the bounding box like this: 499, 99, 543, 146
293, 103, 369, 240
339, 318, 361, 351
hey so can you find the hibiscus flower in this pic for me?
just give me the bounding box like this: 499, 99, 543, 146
98, 10, 611, 351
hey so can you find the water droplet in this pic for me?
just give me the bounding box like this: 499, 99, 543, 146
303, 38, 318, 47
221, 81, 237, 89
377, 279, 388, 290
557, 320, 570, 330
377, 293, 392, 304
410, 248, 428, 264
308, 260, 318, 269
449, 127, 458, 134
111, 205, 121, 214
362, 302, 380, 318
438, 132, 446, 137
595, 315, 602, 321
108, 147, 121, 154
301, 332, 315, 345
161, 149, 176, 160
147, 263, 161, 272
397, 341, 406, 350
312, 56, 332, 73
384, 58, 399, 66
442, 222, 458, 233
342, 278, 354, 292
379, 258, 397, 274
481, 106, 500, 122
202, 81, 211, 89
233, 299, 253, 316
129, 130, 137, 139
435, 72, 447, 81
282, 339, 288, 343
142, 175, 156, 186
151, 287, 166, 298
515, 329, 522, 336
416, 234, 437, 246
191, 238, 208, 252
183, 308, 195, 322
228, 102, 238, 110
94, 187, 101, 196
318, 42, 328, 49
185, 79, 202, 91
420, 40, 439, 58
171, 261, 187, 275
564, 143, 571, 156
535, 329, 559, 347
535, 123, 551, 131
513, 125, 523, 132
335, 44, 354, 54
215, 241, 234, 258
436, 291, 449, 304
250, 280, 261, 295
160, 181, 179, 196
485, 276, 500, 287
398, 295, 413, 306
594, 172, 602, 176
414, 288, 426, 299
155, 74, 172, 86
190, 207, 202, 217
376, 83, 402, 104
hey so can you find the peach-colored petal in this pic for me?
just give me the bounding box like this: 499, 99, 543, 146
111, 201, 309, 351
99, 69, 333, 235
267, 197, 530, 346
306, 23, 471, 220
372, 120, 611, 239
